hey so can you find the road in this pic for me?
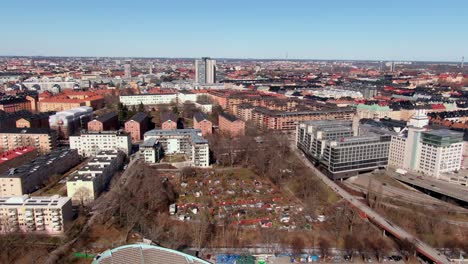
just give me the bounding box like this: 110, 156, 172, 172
293, 148, 451, 264
391, 173, 468, 204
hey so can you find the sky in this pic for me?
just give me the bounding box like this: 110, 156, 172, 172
1, 0, 467, 61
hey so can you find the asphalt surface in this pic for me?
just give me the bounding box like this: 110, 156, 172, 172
293, 148, 451, 264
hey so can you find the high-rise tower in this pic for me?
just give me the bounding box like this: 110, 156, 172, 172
195, 57, 216, 84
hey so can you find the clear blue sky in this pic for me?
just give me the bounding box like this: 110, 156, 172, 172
1, 0, 467, 61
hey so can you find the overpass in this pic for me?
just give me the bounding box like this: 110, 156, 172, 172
294, 148, 451, 264
391, 174, 468, 207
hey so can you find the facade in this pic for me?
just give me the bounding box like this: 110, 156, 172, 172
297, 119, 391, 179
161, 112, 178, 130
67, 150, 124, 205
195, 57, 216, 84
15, 113, 50, 129
0, 148, 80, 196
140, 137, 162, 164
38, 91, 104, 112
49, 106, 93, 139
87, 112, 119, 132
0, 195, 73, 234
69, 131, 131, 157
143, 129, 209, 167
0, 128, 57, 154
193, 112, 212, 136
218, 112, 245, 136
119, 93, 177, 106
0, 96, 37, 113
388, 110, 464, 178
0, 146, 37, 174
124, 112, 149, 142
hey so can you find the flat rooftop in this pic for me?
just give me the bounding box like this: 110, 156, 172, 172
0, 194, 70, 208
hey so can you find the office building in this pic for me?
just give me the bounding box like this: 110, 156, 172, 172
124, 112, 149, 142
0, 148, 80, 196
67, 150, 124, 205
69, 131, 131, 157
0, 195, 73, 234
297, 119, 391, 179
218, 112, 245, 136
193, 112, 212, 136
0, 128, 57, 154
143, 129, 209, 167
195, 57, 216, 84
49, 106, 93, 139
87, 112, 118, 132
388, 110, 464, 178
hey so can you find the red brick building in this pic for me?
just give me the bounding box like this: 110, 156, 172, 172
87, 112, 118, 132
218, 112, 245, 136
124, 112, 149, 142
193, 112, 212, 136
161, 112, 178, 130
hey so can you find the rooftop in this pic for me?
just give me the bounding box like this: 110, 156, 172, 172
0, 194, 70, 208
127, 112, 148, 123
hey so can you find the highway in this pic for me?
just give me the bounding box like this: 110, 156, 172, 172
293, 148, 451, 264
391, 173, 468, 204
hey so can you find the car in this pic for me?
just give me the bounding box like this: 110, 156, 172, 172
343, 255, 352, 261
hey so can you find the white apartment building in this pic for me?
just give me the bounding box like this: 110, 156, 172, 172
119, 93, 177, 106
388, 110, 464, 178
0, 195, 73, 234
139, 138, 161, 163
69, 131, 131, 157
67, 150, 124, 205
143, 129, 209, 167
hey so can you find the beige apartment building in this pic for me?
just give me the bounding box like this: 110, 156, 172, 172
0, 195, 73, 234
0, 128, 57, 154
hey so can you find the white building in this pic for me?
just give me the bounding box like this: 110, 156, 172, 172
119, 93, 177, 106
66, 150, 124, 205
0, 195, 73, 234
143, 129, 209, 167
69, 131, 131, 157
49, 106, 93, 138
388, 110, 464, 178
139, 138, 161, 164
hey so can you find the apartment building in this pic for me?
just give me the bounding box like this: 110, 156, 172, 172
0, 146, 37, 174
0, 95, 37, 113
161, 112, 178, 130
119, 93, 177, 106
124, 112, 149, 142
252, 107, 354, 131
49, 106, 93, 139
0, 128, 57, 154
139, 138, 162, 164
0, 148, 80, 196
15, 113, 50, 129
0, 195, 73, 234
193, 112, 212, 136
87, 112, 118, 132
38, 91, 104, 112
218, 112, 245, 136
388, 110, 464, 178
143, 129, 209, 167
66, 150, 124, 205
69, 131, 131, 157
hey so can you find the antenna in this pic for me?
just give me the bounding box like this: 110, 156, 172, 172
462, 56, 464, 68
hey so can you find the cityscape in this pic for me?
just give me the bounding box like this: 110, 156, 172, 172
1, 1, 468, 264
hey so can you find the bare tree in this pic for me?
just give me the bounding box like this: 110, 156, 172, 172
291, 236, 305, 256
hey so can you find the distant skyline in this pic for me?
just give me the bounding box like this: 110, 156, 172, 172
1, 0, 467, 62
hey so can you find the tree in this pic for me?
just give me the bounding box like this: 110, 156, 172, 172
291, 236, 305, 256
318, 238, 331, 258
118, 102, 129, 122
138, 102, 145, 113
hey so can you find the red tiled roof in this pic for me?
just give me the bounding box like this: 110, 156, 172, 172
0, 146, 36, 164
